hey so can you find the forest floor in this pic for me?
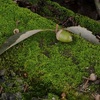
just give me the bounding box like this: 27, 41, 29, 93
0, 0, 100, 100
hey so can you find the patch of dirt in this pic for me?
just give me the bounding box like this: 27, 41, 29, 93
15, 0, 100, 20
51, 0, 100, 20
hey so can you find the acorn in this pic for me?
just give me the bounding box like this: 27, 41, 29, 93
56, 29, 72, 42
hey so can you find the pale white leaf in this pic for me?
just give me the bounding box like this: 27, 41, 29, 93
64, 26, 100, 44
0, 29, 46, 55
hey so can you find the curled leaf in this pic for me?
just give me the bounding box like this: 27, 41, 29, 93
65, 26, 100, 44
56, 29, 72, 42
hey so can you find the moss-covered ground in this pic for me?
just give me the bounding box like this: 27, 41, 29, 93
0, 0, 100, 100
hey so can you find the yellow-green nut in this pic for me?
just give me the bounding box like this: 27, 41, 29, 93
56, 29, 72, 42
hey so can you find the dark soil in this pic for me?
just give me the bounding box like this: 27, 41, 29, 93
15, 0, 100, 20
51, 0, 100, 20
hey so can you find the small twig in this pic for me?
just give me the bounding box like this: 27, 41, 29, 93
55, 24, 59, 33
82, 79, 89, 90
23, 84, 28, 92
82, 73, 97, 91
0, 86, 3, 94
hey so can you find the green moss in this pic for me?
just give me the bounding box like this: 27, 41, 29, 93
0, 0, 100, 100
47, 93, 59, 100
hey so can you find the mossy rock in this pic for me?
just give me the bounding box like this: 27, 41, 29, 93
0, 0, 100, 100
